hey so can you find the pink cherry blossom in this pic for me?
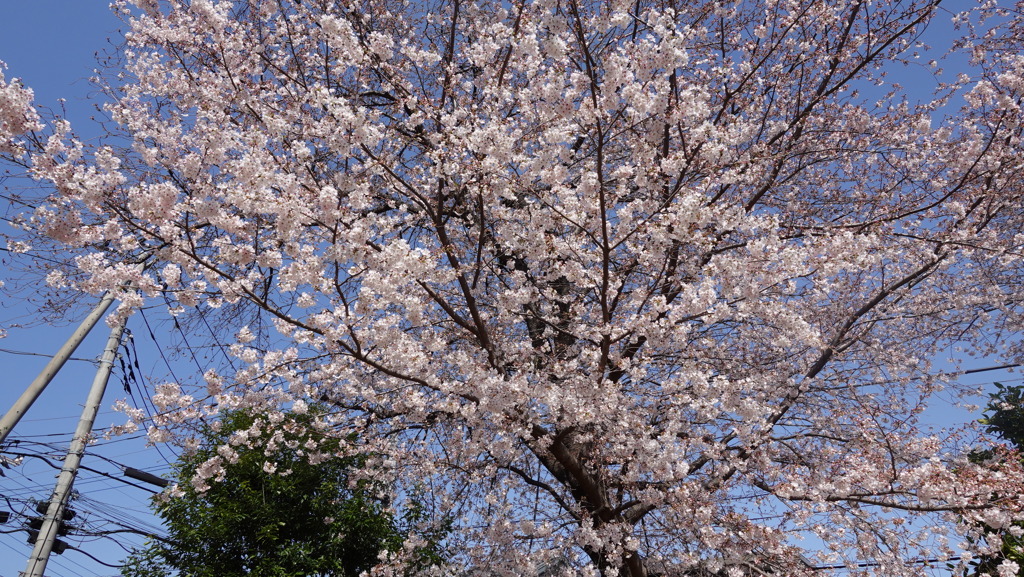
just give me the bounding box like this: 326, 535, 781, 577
0, 61, 41, 155
12, 0, 1024, 575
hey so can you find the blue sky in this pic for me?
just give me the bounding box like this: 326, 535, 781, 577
0, 2, 1020, 577
0, 3, 122, 137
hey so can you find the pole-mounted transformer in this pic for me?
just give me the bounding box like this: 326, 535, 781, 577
26, 501, 75, 555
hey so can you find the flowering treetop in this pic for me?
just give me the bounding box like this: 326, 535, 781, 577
0, 62, 41, 156
7, 0, 1024, 575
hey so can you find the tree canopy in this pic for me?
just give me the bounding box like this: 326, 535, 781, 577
962, 384, 1024, 577
982, 383, 1024, 451
5, 0, 1024, 575
121, 407, 429, 577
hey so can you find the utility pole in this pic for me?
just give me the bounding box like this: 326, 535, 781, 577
0, 292, 118, 447
24, 315, 127, 577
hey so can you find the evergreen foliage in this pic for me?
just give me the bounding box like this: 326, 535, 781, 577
121, 408, 441, 577
964, 384, 1024, 577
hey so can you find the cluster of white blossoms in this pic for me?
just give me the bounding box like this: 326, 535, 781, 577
8, 0, 1024, 575
0, 61, 41, 155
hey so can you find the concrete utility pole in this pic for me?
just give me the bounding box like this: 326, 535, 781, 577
24, 315, 127, 577
0, 292, 118, 447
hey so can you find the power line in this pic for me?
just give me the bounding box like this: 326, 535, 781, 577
133, 309, 180, 467
1, 451, 159, 495
3, 439, 171, 480
65, 544, 124, 569
0, 347, 96, 363
962, 363, 1020, 375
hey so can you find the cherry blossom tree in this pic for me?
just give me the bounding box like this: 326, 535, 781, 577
11, 0, 1024, 575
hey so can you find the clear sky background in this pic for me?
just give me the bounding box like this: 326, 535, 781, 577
0, 2, 1020, 577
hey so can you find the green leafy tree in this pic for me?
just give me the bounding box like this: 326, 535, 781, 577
962, 383, 1024, 577
122, 408, 440, 577
981, 383, 1024, 451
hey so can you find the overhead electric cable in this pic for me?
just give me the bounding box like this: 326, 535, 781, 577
0, 347, 96, 363
65, 544, 125, 568
962, 363, 1021, 375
